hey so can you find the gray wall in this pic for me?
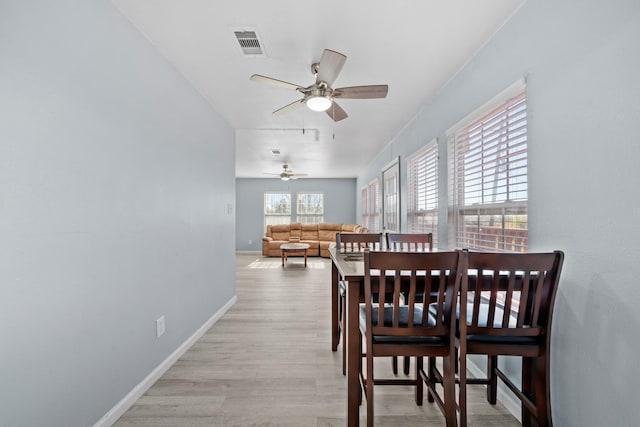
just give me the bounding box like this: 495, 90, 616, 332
0, 1, 236, 426
236, 178, 357, 251
358, 0, 640, 424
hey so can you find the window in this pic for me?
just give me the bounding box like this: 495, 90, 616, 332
361, 186, 369, 230
382, 159, 400, 232
297, 192, 324, 223
407, 139, 438, 247
362, 179, 380, 232
448, 81, 528, 252
264, 192, 291, 229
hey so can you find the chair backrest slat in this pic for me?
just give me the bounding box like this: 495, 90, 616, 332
336, 233, 383, 253
502, 273, 517, 327
462, 251, 564, 338
364, 250, 463, 339
517, 270, 531, 327
386, 233, 433, 252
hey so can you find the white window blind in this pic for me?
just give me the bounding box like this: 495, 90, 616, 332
361, 186, 370, 230
296, 192, 324, 224
407, 140, 438, 247
448, 86, 528, 252
382, 162, 399, 233
362, 179, 380, 232
264, 192, 291, 229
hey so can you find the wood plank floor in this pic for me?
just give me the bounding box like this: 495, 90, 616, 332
114, 253, 521, 426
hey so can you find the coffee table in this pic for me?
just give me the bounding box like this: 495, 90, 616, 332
280, 243, 310, 268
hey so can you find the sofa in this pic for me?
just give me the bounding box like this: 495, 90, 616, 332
262, 223, 367, 258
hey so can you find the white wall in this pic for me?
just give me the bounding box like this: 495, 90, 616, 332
0, 1, 236, 426
358, 0, 640, 424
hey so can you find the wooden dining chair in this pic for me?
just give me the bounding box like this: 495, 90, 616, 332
386, 232, 434, 375
449, 250, 565, 427
359, 249, 463, 427
336, 232, 383, 375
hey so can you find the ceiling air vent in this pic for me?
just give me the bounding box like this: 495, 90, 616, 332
233, 30, 266, 56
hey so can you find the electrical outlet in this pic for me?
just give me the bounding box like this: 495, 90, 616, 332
156, 315, 165, 338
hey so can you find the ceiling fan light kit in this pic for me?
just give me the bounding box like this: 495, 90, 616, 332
250, 48, 388, 122
306, 95, 332, 112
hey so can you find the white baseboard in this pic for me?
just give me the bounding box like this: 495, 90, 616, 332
93, 296, 238, 427
466, 357, 522, 423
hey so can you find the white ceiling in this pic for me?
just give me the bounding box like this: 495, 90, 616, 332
112, 0, 525, 179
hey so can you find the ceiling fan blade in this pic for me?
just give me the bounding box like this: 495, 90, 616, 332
326, 101, 348, 122
333, 85, 389, 99
250, 74, 303, 91
315, 49, 346, 86
290, 174, 308, 180
273, 99, 305, 116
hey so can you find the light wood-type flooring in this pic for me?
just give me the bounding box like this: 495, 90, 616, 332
114, 253, 521, 426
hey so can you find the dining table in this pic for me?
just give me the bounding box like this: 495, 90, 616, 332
329, 246, 374, 427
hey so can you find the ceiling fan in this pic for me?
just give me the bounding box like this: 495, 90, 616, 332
265, 164, 308, 181
250, 49, 388, 122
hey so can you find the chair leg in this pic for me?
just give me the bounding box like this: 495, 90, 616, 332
366, 348, 375, 427
533, 354, 551, 427
427, 356, 436, 403
342, 296, 346, 376
521, 356, 533, 427
404, 356, 410, 375
458, 350, 467, 427
358, 333, 363, 406
487, 355, 498, 404
415, 357, 423, 405
442, 354, 457, 427
392, 356, 398, 375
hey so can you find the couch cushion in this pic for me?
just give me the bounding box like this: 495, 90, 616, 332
318, 223, 341, 241
300, 223, 319, 240
289, 223, 302, 239
300, 240, 320, 250
270, 224, 290, 241
267, 240, 288, 250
